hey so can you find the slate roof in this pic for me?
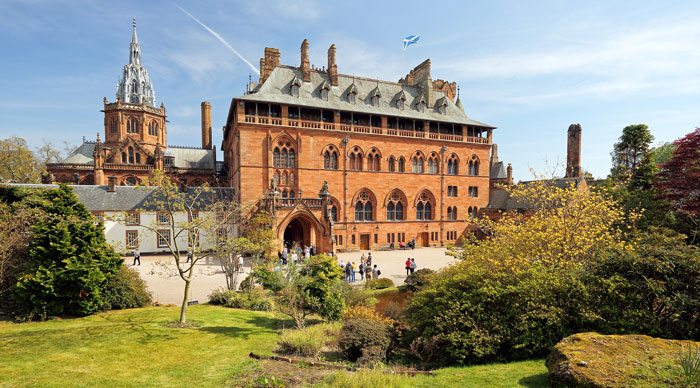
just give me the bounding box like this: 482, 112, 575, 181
60, 142, 215, 170
487, 177, 594, 210
490, 161, 507, 179
1, 183, 235, 212
239, 67, 495, 128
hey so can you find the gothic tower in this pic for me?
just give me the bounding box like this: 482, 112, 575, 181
102, 18, 167, 154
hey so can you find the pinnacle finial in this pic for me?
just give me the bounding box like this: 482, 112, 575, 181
457, 85, 460, 99
133, 17, 136, 28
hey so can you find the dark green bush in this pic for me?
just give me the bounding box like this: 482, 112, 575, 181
208, 288, 273, 311
253, 267, 284, 293
364, 278, 394, 290
338, 319, 391, 362
102, 266, 152, 310
403, 268, 435, 292
301, 255, 346, 320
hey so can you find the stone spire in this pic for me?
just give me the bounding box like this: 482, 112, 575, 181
116, 18, 156, 106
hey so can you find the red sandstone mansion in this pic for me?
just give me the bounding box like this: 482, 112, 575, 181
46, 20, 220, 187
222, 40, 511, 253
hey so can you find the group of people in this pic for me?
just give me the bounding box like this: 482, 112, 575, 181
339, 252, 380, 283
278, 244, 316, 266
404, 257, 418, 275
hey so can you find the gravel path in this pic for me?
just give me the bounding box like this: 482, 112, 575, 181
126, 247, 457, 305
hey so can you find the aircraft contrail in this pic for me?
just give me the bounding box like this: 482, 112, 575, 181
173, 3, 260, 75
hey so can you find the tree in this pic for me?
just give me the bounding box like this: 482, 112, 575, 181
651, 142, 676, 166
35, 139, 76, 175
12, 184, 122, 318
135, 170, 236, 325
0, 137, 41, 183
657, 128, 700, 243
610, 124, 654, 181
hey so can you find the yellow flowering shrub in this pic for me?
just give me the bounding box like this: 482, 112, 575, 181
342, 305, 395, 325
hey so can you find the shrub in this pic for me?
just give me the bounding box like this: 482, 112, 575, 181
364, 278, 394, 290
208, 288, 273, 311
276, 322, 341, 357
102, 266, 152, 310
338, 319, 391, 362
253, 267, 284, 293
342, 305, 395, 325
345, 287, 377, 308
301, 255, 346, 320
403, 268, 434, 292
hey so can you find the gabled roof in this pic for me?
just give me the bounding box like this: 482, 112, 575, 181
62, 142, 96, 164
238, 66, 495, 128
490, 161, 507, 179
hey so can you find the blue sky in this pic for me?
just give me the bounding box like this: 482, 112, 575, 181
1, 0, 699, 182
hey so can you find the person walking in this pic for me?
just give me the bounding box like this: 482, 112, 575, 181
366, 253, 373, 269
238, 254, 245, 273
410, 258, 417, 274
351, 261, 357, 282
405, 257, 412, 276
133, 248, 140, 266
304, 246, 310, 260
186, 249, 193, 263
359, 261, 365, 281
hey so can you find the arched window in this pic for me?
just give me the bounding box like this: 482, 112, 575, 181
427, 156, 439, 174
349, 147, 363, 170
288, 149, 295, 168
135, 153, 141, 164
282, 190, 288, 198
324, 151, 331, 169
331, 151, 338, 169
273, 148, 281, 168
388, 157, 395, 172
289, 173, 295, 186
354, 190, 374, 222
121, 152, 126, 163
330, 205, 338, 222
126, 117, 139, 134
469, 156, 480, 176
148, 121, 158, 136
273, 171, 280, 185
281, 172, 287, 185
412, 157, 424, 173
385, 191, 405, 221
398, 158, 405, 173
110, 119, 117, 134
125, 177, 137, 186
281, 149, 288, 168
416, 191, 434, 220
447, 154, 459, 175
367, 149, 381, 171
447, 206, 457, 220
289, 190, 296, 198
472, 206, 478, 218
128, 147, 134, 164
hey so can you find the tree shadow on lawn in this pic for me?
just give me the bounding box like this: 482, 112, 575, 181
518, 373, 548, 388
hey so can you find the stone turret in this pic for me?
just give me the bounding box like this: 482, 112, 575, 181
566, 124, 582, 178
116, 18, 156, 106
327, 44, 338, 86
201, 102, 212, 150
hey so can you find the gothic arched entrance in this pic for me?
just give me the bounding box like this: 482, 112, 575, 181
281, 214, 319, 250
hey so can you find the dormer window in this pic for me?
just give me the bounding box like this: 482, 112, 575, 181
371, 95, 380, 107
347, 83, 358, 104
349, 92, 356, 104
417, 99, 425, 113
437, 97, 448, 115
320, 81, 330, 101
290, 76, 301, 98
397, 98, 405, 110
370, 86, 381, 107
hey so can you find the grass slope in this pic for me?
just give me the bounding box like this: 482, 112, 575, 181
0, 305, 548, 388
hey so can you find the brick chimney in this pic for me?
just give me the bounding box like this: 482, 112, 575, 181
259, 47, 280, 83
402, 59, 433, 106
507, 163, 513, 186
566, 124, 582, 178
327, 44, 338, 86
301, 39, 311, 82
201, 102, 212, 150
490, 143, 499, 169
107, 176, 116, 192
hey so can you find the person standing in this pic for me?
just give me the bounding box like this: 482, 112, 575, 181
359, 260, 365, 281
133, 248, 140, 266
372, 264, 380, 279
405, 257, 412, 276
351, 261, 357, 282
238, 254, 245, 273
304, 246, 310, 260
186, 249, 193, 263
345, 261, 353, 283
367, 253, 373, 269
291, 251, 298, 265
410, 258, 417, 274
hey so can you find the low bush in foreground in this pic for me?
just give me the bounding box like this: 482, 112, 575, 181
364, 278, 394, 290
338, 319, 391, 364
208, 288, 273, 311
102, 266, 152, 310
403, 268, 434, 292
276, 322, 341, 357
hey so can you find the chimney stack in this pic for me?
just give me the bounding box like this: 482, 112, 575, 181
566, 124, 582, 178
507, 163, 513, 186
327, 44, 338, 86
490, 143, 499, 168
301, 39, 311, 82
107, 176, 116, 192
201, 102, 212, 150
259, 47, 280, 83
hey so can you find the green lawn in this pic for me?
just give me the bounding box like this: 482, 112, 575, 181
0, 305, 548, 388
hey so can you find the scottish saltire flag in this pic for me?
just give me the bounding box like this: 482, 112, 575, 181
403, 35, 420, 50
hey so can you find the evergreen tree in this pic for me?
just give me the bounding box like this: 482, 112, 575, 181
610, 124, 654, 181
12, 184, 122, 317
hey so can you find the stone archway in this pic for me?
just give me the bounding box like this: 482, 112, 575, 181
280, 213, 321, 251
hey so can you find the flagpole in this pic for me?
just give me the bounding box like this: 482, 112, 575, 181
401, 47, 405, 79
